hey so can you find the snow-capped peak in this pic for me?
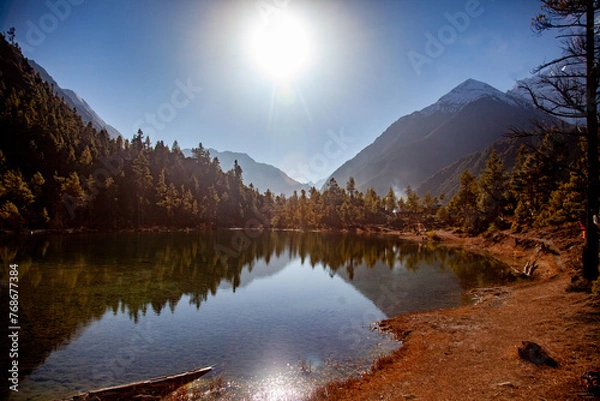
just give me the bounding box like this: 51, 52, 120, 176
421, 78, 522, 115
437, 78, 501, 106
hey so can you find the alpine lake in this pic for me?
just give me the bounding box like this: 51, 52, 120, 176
0, 230, 512, 400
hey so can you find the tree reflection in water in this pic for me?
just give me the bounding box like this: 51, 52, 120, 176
0, 230, 510, 398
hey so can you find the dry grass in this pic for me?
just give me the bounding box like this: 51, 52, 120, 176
372, 354, 395, 372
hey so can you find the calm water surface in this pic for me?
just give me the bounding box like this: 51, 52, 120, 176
0, 231, 510, 400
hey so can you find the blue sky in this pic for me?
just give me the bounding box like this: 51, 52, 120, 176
1, 0, 562, 183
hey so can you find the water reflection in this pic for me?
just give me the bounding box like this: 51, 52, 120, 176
0, 231, 510, 400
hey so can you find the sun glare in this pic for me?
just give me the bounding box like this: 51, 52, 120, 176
251, 13, 310, 80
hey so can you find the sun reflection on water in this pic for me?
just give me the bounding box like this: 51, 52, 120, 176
250, 372, 310, 401
187, 342, 400, 401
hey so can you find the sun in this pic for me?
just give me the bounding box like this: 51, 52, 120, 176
251, 13, 310, 80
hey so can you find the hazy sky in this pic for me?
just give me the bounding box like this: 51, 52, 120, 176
1, 0, 562, 183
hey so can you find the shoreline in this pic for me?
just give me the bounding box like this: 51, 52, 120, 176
309, 227, 600, 400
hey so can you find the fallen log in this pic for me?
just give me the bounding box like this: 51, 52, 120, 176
64, 366, 213, 401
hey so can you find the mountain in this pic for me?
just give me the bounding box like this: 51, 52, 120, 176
182, 147, 310, 196
28, 59, 122, 138
309, 177, 327, 189
416, 76, 575, 198
326, 79, 549, 196
507, 74, 585, 125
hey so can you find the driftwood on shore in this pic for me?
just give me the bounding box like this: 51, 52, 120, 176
64, 366, 212, 401
512, 259, 538, 279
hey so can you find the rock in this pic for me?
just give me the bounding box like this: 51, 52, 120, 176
517, 341, 558, 367
582, 371, 600, 396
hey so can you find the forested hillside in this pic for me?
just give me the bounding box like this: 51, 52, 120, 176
436, 133, 586, 234
0, 34, 258, 230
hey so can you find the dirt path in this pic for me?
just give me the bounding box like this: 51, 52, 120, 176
309, 229, 600, 400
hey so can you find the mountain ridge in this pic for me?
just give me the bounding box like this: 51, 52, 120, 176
326, 78, 549, 195
28, 59, 122, 138
182, 147, 310, 196
414, 138, 530, 198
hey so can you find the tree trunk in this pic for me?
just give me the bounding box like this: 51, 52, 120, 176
583, 0, 599, 281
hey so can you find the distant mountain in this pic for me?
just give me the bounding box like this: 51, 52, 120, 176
28, 59, 122, 138
507, 74, 585, 125
182, 147, 310, 196
309, 177, 327, 189
326, 79, 549, 195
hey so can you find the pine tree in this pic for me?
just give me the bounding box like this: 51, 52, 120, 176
363, 188, 380, 224
0, 169, 34, 229
322, 178, 344, 228
510, 135, 569, 226
192, 143, 211, 166
179, 186, 196, 226
447, 170, 479, 233
383, 188, 397, 213
537, 139, 586, 225
54, 171, 86, 226
307, 186, 322, 228
346, 177, 357, 199
298, 189, 309, 229
132, 151, 154, 227
477, 149, 508, 229
405, 185, 422, 215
